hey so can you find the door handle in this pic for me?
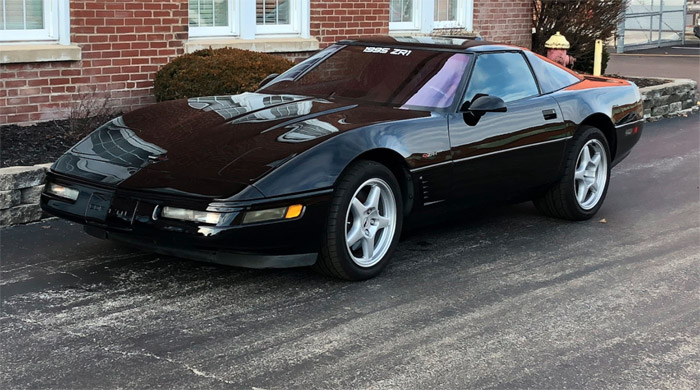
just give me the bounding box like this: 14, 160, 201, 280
542, 109, 557, 120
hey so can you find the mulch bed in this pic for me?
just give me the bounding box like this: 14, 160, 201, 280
1, 115, 119, 168
0, 74, 675, 168
606, 74, 670, 88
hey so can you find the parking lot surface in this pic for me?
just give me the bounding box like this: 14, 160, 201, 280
1, 115, 699, 389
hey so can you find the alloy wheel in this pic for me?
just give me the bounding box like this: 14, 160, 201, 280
344, 178, 397, 267
574, 138, 608, 210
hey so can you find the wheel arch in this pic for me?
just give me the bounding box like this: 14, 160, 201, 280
343, 148, 415, 216
579, 113, 617, 161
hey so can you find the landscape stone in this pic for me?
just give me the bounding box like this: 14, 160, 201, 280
0, 166, 47, 191
0, 204, 43, 226
652, 105, 669, 116
0, 190, 21, 209
20, 185, 44, 204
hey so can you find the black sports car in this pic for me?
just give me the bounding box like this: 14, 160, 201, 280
41, 36, 644, 280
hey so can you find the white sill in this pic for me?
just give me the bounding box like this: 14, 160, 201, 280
389, 29, 478, 37
185, 37, 319, 54
0, 43, 81, 64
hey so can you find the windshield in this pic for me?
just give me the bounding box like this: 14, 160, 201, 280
261, 45, 472, 110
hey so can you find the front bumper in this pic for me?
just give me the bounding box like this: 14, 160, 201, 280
41, 172, 332, 268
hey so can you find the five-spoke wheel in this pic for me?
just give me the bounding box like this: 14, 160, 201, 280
534, 126, 611, 220
316, 160, 403, 280
345, 178, 397, 268
574, 139, 608, 210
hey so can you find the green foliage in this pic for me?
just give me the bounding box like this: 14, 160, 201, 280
575, 44, 611, 76
154, 48, 295, 102
532, 0, 626, 74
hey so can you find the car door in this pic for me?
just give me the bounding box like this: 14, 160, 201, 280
448, 51, 570, 205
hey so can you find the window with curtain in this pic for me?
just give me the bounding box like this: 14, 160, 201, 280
189, 0, 235, 36
256, 0, 290, 25
256, 0, 299, 35
390, 0, 414, 23
1, 0, 44, 30
189, 0, 229, 28
0, 0, 68, 42
390, 0, 473, 31
434, 0, 458, 24
189, 0, 303, 37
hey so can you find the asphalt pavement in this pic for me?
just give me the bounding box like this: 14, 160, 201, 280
607, 43, 700, 84
1, 115, 699, 389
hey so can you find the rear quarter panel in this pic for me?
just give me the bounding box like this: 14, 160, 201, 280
551, 78, 644, 164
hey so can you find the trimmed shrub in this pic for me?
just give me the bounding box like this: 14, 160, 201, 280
532, 0, 625, 74
154, 48, 295, 102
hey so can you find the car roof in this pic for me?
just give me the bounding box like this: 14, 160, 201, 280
338, 35, 521, 53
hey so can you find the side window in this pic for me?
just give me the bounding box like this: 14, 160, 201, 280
524, 51, 582, 94
463, 52, 539, 104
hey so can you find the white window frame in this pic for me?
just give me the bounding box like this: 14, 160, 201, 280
188, 0, 310, 39
188, 0, 239, 37
255, 0, 301, 36
389, 0, 422, 31
0, 0, 69, 44
433, 0, 472, 29
389, 0, 474, 33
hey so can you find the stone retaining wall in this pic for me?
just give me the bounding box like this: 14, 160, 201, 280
639, 78, 698, 121
0, 164, 51, 226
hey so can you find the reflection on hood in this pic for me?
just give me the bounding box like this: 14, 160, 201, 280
54, 117, 168, 184
53, 92, 432, 197
277, 118, 339, 143
188, 93, 313, 123
71, 117, 167, 167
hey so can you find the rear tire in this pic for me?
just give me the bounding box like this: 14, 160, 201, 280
315, 160, 403, 280
534, 126, 611, 220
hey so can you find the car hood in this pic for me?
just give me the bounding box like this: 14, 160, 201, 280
53, 92, 427, 199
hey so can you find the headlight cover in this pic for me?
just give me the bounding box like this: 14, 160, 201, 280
46, 183, 80, 201
161, 206, 223, 225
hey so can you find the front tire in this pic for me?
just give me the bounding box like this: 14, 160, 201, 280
316, 160, 403, 280
534, 126, 611, 220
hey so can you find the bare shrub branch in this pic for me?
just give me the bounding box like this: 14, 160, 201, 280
533, 0, 627, 73
66, 86, 116, 136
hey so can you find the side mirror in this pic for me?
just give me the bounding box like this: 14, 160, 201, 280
460, 94, 507, 126
460, 94, 507, 114
258, 73, 279, 89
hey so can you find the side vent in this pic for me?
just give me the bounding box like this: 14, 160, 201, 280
419, 176, 430, 203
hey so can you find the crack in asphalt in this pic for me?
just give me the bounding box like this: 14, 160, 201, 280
100, 346, 239, 386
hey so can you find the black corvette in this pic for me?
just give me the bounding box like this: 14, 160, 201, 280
42, 36, 644, 280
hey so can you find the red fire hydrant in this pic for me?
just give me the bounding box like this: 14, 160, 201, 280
545, 32, 575, 68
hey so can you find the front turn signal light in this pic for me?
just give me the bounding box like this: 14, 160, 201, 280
285, 204, 304, 219
243, 204, 304, 224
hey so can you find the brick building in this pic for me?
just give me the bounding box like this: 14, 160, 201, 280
0, 0, 532, 126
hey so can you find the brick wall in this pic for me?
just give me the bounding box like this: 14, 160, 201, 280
1, 0, 532, 127
310, 0, 390, 48
0, 0, 188, 126
473, 0, 532, 48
